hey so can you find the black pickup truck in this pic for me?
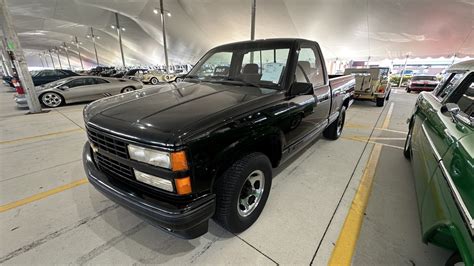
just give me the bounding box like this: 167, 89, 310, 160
83, 38, 355, 238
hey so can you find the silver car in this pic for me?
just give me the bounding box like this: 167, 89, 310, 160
15, 76, 143, 108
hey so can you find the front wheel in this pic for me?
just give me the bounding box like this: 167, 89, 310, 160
323, 106, 346, 140
150, 77, 159, 85
214, 153, 272, 233
404, 120, 414, 159
121, 87, 135, 93
40, 92, 63, 108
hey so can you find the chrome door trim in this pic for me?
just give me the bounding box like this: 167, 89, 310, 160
421, 123, 442, 161
421, 123, 474, 235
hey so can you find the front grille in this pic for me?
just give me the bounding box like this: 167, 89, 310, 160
88, 129, 129, 158
96, 153, 134, 181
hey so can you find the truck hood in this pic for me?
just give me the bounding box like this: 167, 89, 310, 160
86, 82, 278, 146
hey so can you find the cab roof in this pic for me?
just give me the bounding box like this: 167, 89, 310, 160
447, 59, 474, 72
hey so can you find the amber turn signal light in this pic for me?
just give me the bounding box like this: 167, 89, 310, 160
175, 177, 192, 195
171, 151, 188, 171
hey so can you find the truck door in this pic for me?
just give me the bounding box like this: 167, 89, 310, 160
295, 45, 330, 129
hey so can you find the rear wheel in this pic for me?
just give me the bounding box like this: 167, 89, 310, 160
150, 77, 159, 85
40, 92, 63, 108
214, 153, 272, 233
445, 252, 463, 266
121, 87, 135, 93
323, 106, 346, 140
385, 91, 391, 101
376, 97, 385, 107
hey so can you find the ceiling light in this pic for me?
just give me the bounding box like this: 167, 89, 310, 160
153, 9, 159, 14
167, 12, 171, 17
86, 34, 91, 38
111, 25, 115, 29
121, 27, 126, 31
96, 36, 100, 39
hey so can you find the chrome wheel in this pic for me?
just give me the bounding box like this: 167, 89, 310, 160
121, 87, 135, 93
41, 92, 62, 107
404, 129, 412, 152
150, 77, 158, 85
238, 170, 265, 217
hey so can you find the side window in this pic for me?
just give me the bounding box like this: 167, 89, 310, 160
448, 79, 474, 118
436, 73, 465, 101
94, 78, 108, 84
65, 78, 86, 88
37, 70, 55, 77
296, 47, 324, 86
84, 78, 96, 86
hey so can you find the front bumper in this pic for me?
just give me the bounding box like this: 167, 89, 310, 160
14, 94, 28, 108
407, 86, 436, 92
83, 142, 216, 239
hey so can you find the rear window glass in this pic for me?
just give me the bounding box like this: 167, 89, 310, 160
412, 76, 437, 81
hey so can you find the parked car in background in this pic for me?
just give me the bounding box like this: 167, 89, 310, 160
32, 69, 80, 86
83, 38, 355, 239
344, 67, 391, 106
404, 60, 473, 265
406, 75, 439, 92
15, 76, 142, 108
141, 70, 176, 84
123, 68, 148, 81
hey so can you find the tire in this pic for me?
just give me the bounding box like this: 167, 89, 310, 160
150, 77, 159, 85
214, 153, 272, 233
385, 91, 391, 101
323, 106, 346, 140
404, 119, 413, 159
121, 87, 135, 93
40, 92, 63, 108
406, 88, 411, 93
445, 251, 463, 266
376, 97, 385, 107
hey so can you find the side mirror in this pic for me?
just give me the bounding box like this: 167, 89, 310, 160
441, 103, 461, 122
289, 82, 313, 96
441, 103, 460, 114
58, 85, 69, 90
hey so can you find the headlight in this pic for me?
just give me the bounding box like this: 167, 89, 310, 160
128, 144, 170, 169
133, 169, 173, 192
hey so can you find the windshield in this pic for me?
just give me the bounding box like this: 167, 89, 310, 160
187, 45, 291, 89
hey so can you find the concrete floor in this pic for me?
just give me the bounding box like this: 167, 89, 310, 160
0, 85, 452, 264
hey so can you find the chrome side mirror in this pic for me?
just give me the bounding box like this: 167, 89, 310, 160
441, 103, 461, 123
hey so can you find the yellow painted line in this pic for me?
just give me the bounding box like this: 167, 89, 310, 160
382, 102, 394, 129
342, 136, 404, 150
0, 128, 83, 145
0, 178, 88, 213
328, 144, 383, 265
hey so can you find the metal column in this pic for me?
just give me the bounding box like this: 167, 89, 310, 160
90, 27, 99, 66
48, 50, 56, 68
74, 36, 84, 70
43, 52, 49, 68
115, 13, 126, 68
160, 0, 169, 74
398, 55, 409, 88
0, 0, 42, 113
63, 42, 71, 70
56, 47, 62, 69
250, 0, 256, 40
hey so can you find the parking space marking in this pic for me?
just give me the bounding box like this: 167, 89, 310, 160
328, 144, 383, 265
0, 128, 83, 145
342, 136, 404, 150
382, 102, 394, 129
0, 178, 88, 213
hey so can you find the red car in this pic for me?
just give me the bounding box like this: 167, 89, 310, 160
406, 75, 439, 92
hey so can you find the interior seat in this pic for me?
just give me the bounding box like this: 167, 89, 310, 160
240, 63, 261, 82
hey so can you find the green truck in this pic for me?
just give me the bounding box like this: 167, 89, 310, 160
404, 60, 473, 265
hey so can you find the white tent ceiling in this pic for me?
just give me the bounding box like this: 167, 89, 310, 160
3, 0, 474, 69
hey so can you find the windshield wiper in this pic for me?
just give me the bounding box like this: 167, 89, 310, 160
223, 77, 261, 88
